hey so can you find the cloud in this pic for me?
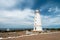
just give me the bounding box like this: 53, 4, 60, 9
48, 7, 60, 13
0, 0, 17, 9
0, 0, 34, 9
0, 8, 34, 25
0, 0, 34, 28
41, 15, 60, 28
0, 8, 60, 28
40, 2, 60, 28
0, 0, 60, 28
1, 8, 60, 28
17, 0, 34, 8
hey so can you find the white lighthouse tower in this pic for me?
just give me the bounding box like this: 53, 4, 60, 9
33, 10, 43, 32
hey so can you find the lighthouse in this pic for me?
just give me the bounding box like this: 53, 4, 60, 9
33, 10, 43, 32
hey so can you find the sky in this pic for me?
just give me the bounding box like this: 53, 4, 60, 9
0, 0, 60, 29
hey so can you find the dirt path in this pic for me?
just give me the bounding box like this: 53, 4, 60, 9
0, 32, 60, 40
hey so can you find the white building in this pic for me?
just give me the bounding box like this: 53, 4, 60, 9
33, 10, 43, 32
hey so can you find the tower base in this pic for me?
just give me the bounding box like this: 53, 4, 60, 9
33, 26, 43, 32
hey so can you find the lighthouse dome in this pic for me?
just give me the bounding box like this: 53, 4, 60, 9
35, 10, 39, 13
